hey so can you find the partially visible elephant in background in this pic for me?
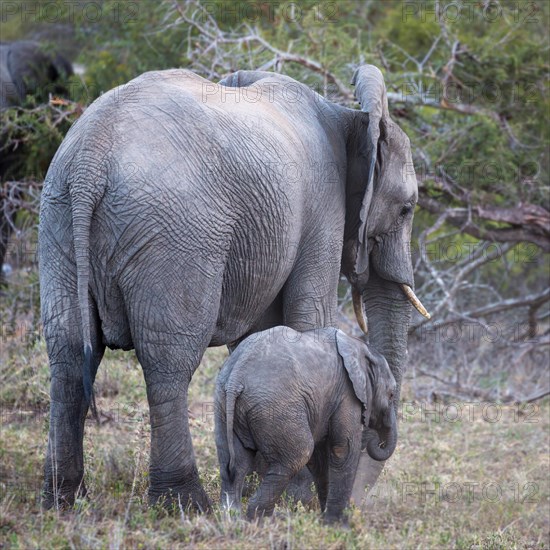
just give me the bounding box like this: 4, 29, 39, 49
1, 40, 73, 286
215, 326, 397, 523
39, 65, 428, 510
0, 40, 73, 109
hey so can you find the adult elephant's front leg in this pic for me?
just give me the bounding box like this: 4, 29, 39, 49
139, 339, 211, 512
282, 249, 340, 331
127, 255, 224, 510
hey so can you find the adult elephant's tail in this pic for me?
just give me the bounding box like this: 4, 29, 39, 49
225, 383, 243, 482
71, 187, 100, 421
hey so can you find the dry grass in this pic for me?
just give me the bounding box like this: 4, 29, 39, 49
1, 285, 549, 548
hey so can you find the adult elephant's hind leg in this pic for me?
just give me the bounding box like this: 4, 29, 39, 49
137, 332, 211, 512
42, 278, 104, 509
128, 255, 223, 512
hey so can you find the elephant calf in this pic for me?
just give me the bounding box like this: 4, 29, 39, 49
214, 326, 397, 523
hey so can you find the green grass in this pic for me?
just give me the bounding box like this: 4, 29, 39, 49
1, 327, 549, 548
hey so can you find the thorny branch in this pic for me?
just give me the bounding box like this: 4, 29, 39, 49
417, 177, 550, 252
416, 367, 549, 404
1, 98, 83, 236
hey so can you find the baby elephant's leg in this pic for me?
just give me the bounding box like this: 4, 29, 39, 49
324, 422, 362, 523
246, 464, 295, 520
220, 436, 255, 516
247, 434, 314, 521
308, 441, 329, 511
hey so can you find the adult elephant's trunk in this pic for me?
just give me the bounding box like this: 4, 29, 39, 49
363, 269, 412, 404
364, 272, 409, 456
364, 407, 398, 462
351, 269, 412, 505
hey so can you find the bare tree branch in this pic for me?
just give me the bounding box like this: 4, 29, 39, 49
417, 176, 550, 252
413, 289, 550, 334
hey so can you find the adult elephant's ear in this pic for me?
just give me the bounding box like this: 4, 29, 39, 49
350, 65, 391, 275
335, 331, 369, 425
219, 70, 245, 87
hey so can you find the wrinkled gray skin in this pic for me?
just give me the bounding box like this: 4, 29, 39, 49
215, 327, 397, 523
39, 66, 417, 510
1, 40, 72, 286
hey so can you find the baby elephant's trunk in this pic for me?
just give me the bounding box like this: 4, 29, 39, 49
365, 406, 398, 461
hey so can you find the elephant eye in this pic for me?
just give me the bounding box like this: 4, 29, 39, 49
400, 205, 412, 217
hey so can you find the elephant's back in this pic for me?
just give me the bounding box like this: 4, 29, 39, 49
227, 327, 342, 395
42, 70, 214, 209
44, 67, 331, 212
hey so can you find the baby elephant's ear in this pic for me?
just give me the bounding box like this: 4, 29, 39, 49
335, 332, 368, 415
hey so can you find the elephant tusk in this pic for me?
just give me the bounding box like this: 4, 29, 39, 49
352, 287, 368, 335
400, 284, 431, 319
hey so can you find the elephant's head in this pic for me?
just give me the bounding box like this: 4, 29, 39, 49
335, 331, 397, 461
341, 65, 430, 407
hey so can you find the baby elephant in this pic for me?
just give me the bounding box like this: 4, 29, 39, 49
214, 326, 397, 523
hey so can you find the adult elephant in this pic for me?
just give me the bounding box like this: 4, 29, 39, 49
39, 65, 429, 510
1, 40, 73, 286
